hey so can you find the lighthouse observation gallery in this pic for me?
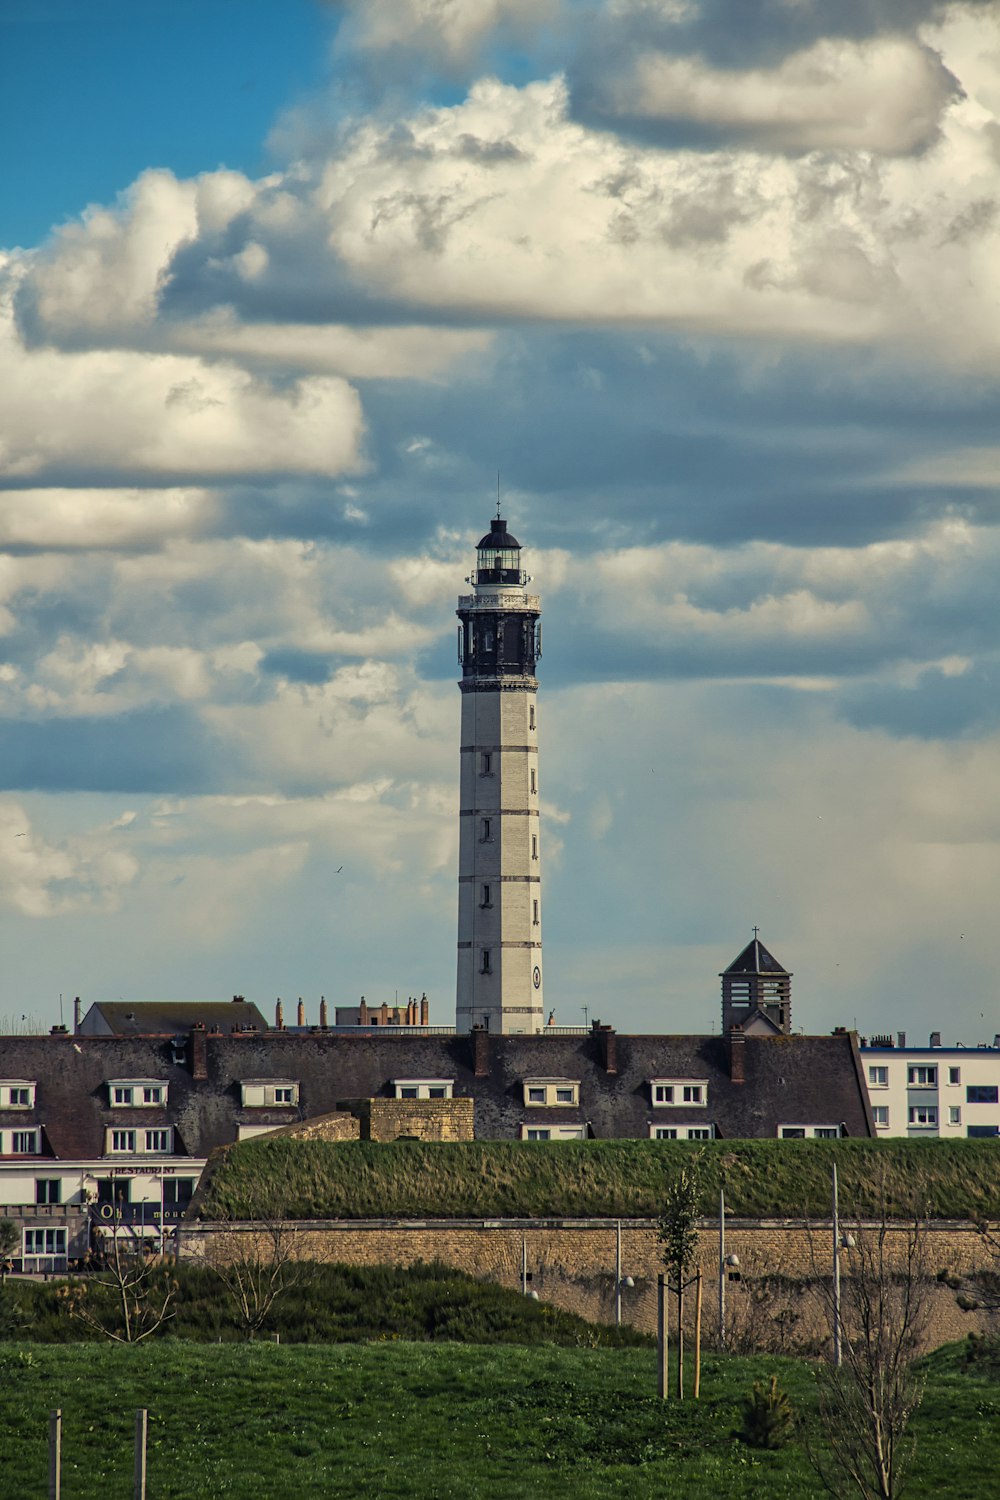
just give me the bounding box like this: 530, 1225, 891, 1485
455, 516, 544, 1034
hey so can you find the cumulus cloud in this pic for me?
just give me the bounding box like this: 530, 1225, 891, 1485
0, 297, 365, 482
0, 489, 216, 552
585, 35, 959, 154
339, 0, 557, 68
0, 800, 137, 917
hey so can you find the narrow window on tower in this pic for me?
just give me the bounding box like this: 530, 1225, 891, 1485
533, 900, 539, 926
529, 703, 535, 730
530, 768, 536, 793
481, 949, 492, 973
531, 834, 538, 860
481, 752, 492, 776
482, 818, 491, 842
481, 883, 491, 907
484, 630, 494, 651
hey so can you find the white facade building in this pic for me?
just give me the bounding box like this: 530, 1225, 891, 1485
456, 515, 544, 1033
860, 1033, 1000, 1138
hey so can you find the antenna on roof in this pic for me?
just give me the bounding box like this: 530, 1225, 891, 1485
497, 471, 501, 520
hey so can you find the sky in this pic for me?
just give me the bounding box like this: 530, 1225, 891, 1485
2, 0, 1000, 1042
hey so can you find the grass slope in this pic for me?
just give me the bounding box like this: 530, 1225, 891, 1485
0, 1340, 995, 1499
9, 1262, 649, 1347
192, 1137, 1000, 1222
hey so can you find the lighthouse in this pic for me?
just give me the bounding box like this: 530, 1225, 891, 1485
455, 513, 543, 1033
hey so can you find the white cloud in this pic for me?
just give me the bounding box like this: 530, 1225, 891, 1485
0, 297, 365, 481
596, 36, 958, 154
0, 800, 138, 917
342, 0, 556, 65
0, 488, 216, 550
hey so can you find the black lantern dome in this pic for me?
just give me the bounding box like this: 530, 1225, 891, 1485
476, 516, 525, 586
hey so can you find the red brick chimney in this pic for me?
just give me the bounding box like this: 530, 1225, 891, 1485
592, 1022, 618, 1075
728, 1026, 745, 1085
191, 1023, 208, 1081
420, 993, 429, 1026
472, 1025, 490, 1077
297, 998, 305, 1027
319, 996, 328, 1029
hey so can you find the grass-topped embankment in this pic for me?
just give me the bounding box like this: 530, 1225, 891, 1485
0, 1339, 996, 1498
7, 1262, 649, 1347
191, 1137, 1000, 1222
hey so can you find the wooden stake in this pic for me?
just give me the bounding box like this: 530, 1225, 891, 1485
657, 1273, 667, 1399
694, 1270, 703, 1400
134, 1409, 147, 1500
677, 1284, 685, 1400
49, 1409, 61, 1500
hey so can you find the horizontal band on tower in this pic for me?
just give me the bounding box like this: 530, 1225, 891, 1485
459, 681, 538, 694
460, 745, 537, 754
459, 808, 540, 817
458, 875, 540, 884
456, 941, 543, 950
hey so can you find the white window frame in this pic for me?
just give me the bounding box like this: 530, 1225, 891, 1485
109, 1129, 137, 1154
908, 1105, 938, 1128
0, 1081, 35, 1109
108, 1079, 169, 1109
23, 1227, 67, 1260
649, 1124, 715, 1141
240, 1080, 301, 1108
949, 1106, 962, 1126
868, 1066, 889, 1088
392, 1080, 455, 1101
907, 1066, 937, 1087
872, 1105, 889, 1127
144, 1129, 172, 1153
522, 1079, 580, 1108
9, 1129, 39, 1154
778, 1124, 843, 1139
520, 1124, 586, 1142
650, 1079, 708, 1108
948, 1067, 961, 1085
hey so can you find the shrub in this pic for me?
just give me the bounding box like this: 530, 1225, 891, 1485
738, 1374, 796, 1450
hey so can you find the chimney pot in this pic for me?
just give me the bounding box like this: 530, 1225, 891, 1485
930, 1031, 941, 1048
897, 1031, 906, 1049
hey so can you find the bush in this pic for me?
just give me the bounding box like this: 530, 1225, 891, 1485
738, 1374, 796, 1450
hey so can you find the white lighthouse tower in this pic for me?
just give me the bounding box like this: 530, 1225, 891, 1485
456, 513, 543, 1033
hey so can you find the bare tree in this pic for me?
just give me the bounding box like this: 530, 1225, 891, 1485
811, 1208, 929, 1500
205, 1204, 306, 1340
61, 1202, 177, 1344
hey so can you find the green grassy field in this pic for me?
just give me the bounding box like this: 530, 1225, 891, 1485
0, 1340, 995, 1499
192, 1136, 1000, 1222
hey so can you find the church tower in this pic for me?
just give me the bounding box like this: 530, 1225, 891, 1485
721, 933, 792, 1035
456, 514, 543, 1033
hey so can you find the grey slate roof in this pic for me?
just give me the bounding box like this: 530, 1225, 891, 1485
78, 1000, 268, 1036
0, 1027, 872, 1159
722, 938, 789, 976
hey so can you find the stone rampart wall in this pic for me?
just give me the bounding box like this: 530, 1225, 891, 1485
179, 1216, 1000, 1351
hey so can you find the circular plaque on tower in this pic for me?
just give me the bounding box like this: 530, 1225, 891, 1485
532, 966, 541, 989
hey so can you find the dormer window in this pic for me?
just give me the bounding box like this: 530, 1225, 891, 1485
522, 1079, 580, 1108
240, 1080, 300, 1108
392, 1079, 454, 1101
0, 1081, 35, 1109
650, 1079, 708, 1108
107, 1079, 169, 1108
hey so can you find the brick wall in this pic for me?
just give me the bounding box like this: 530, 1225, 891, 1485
347, 1098, 475, 1142
179, 1215, 999, 1351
